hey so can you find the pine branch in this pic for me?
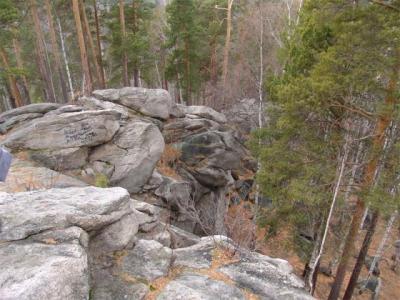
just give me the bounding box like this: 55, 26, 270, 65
371, 0, 400, 12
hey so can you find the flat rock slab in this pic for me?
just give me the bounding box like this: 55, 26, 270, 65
120, 239, 172, 281
90, 121, 164, 193
0, 186, 131, 241
93, 87, 172, 120
0, 103, 61, 123
174, 236, 234, 269
78, 96, 129, 119
28, 147, 89, 171
0, 242, 89, 300
219, 257, 313, 300
157, 272, 245, 300
3, 110, 121, 150
0, 113, 43, 134
179, 105, 227, 123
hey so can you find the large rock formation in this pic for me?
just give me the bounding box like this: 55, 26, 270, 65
0, 187, 313, 300
93, 87, 173, 120
90, 120, 165, 193
0, 88, 256, 236
3, 110, 121, 150
0, 89, 314, 299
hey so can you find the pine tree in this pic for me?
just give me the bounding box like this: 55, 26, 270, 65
254, 2, 400, 298
107, 0, 154, 87
165, 0, 226, 105
0, 0, 24, 107
165, 0, 200, 105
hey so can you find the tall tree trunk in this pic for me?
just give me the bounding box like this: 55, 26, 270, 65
93, 0, 106, 88
368, 211, 397, 276
72, 0, 93, 95
30, 0, 57, 103
328, 49, 400, 300
45, 0, 69, 103
184, 38, 191, 105
80, 0, 104, 89
0, 48, 23, 108
3, 84, 16, 109
331, 132, 367, 274
307, 136, 349, 294
132, 0, 140, 87
343, 210, 379, 300
119, 0, 129, 86
12, 39, 30, 104
303, 219, 324, 291
56, 15, 74, 100
221, 0, 234, 107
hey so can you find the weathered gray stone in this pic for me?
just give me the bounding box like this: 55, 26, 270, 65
0, 186, 131, 241
90, 121, 164, 193
120, 239, 172, 281
154, 176, 192, 208
92, 89, 120, 101
174, 236, 234, 269
179, 105, 227, 123
157, 273, 245, 300
218, 249, 312, 300
192, 167, 234, 188
219, 262, 313, 300
0, 242, 89, 300
91, 160, 115, 178
93, 87, 173, 120
119, 88, 172, 120
45, 105, 84, 116
28, 147, 89, 171
179, 131, 247, 188
170, 103, 185, 118
91, 270, 148, 300
78, 96, 129, 119
171, 236, 312, 300
143, 170, 164, 190
131, 199, 158, 216
31, 226, 89, 248
0, 113, 43, 134
90, 213, 139, 252
0, 103, 61, 123
163, 117, 223, 144
137, 220, 200, 249
3, 110, 121, 150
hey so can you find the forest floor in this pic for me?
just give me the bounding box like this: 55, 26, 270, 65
257, 219, 400, 300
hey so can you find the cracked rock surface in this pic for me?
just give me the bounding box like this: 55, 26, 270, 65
0, 187, 313, 300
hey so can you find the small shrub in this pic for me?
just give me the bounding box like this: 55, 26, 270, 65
94, 173, 109, 188
157, 144, 182, 179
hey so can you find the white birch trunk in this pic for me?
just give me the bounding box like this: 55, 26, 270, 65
57, 16, 74, 100
308, 135, 350, 293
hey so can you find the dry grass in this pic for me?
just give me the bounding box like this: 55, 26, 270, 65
157, 144, 182, 179
210, 245, 240, 269
113, 250, 128, 267
203, 246, 259, 300
119, 272, 141, 285
42, 238, 58, 245
225, 200, 257, 250
145, 267, 184, 300
243, 290, 261, 300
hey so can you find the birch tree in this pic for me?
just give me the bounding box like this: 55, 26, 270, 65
119, 0, 129, 86
45, 0, 69, 102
